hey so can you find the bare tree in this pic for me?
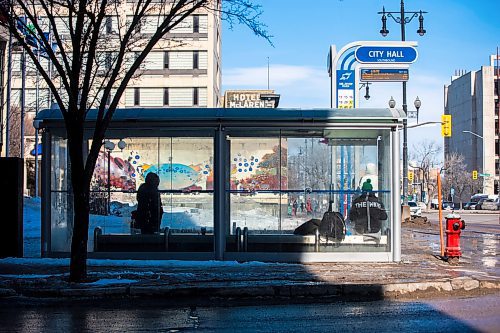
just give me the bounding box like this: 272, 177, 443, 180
443, 152, 471, 208
0, 0, 270, 282
410, 140, 441, 208
6, 105, 35, 158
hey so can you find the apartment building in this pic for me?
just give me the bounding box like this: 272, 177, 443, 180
7, 3, 221, 195
444, 54, 500, 195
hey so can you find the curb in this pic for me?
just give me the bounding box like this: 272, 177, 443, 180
2, 278, 499, 303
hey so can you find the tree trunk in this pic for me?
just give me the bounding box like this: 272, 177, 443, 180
67, 116, 91, 282
69, 184, 90, 282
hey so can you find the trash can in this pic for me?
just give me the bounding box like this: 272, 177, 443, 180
0, 157, 24, 258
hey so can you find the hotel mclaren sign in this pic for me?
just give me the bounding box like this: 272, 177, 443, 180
224, 90, 280, 108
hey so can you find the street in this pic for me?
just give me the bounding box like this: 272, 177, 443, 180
0, 294, 498, 332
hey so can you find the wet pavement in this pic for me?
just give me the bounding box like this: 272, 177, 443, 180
0, 294, 498, 332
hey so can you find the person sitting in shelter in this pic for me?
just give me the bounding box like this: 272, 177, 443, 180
361, 178, 373, 192
136, 172, 163, 234
348, 192, 387, 234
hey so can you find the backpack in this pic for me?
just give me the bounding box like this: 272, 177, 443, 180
319, 201, 346, 242
293, 218, 321, 235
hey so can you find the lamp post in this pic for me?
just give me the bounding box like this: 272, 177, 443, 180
379, 1, 427, 205
462, 130, 485, 191
389, 95, 423, 202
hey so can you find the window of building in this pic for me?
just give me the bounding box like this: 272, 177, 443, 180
139, 88, 163, 107
199, 15, 208, 33
169, 88, 193, 107
171, 16, 193, 33
164, 51, 169, 69
106, 16, 113, 34
134, 88, 140, 106
193, 87, 199, 106
143, 52, 163, 70
169, 51, 193, 70
54, 17, 70, 35
140, 16, 159, 34
193, 51, 199, 70
199, 51, 208, 70
193, 15, 199, 33
163, 88, 169, 106
105, 52, 112, 70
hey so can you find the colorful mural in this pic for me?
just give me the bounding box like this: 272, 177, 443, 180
92, 144, 213, 192
93, 151, 136, 191
231, 145, 288, 191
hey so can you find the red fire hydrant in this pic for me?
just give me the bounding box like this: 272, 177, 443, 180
444, 213, 465, 264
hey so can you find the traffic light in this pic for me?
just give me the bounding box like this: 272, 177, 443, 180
472, 170, 478, 180
408, 171, 414, 183
441, 114, 452, 137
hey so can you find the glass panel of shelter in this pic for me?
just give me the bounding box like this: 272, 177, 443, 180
50, 136, 74, 253
226, 129, 392, 253
86, 136, 215, 252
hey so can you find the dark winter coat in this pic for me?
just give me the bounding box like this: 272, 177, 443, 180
136, 173, 162, 234
348, 193, 388, 234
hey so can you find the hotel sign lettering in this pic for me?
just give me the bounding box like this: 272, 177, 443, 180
225, 91, 277, 108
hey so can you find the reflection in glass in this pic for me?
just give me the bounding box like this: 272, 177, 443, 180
228, 132, 392, 253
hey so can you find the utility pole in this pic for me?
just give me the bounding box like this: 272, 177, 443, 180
378, 0, 427, 204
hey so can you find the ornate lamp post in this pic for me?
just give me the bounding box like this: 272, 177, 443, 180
378, 1, 427, 204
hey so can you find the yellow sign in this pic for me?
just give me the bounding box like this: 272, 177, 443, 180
441, 114, 452, 137
472, 170, 478, 180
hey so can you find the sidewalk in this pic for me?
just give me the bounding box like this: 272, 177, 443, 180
1, 226, 499, 305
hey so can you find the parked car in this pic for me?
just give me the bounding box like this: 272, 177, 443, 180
417, 202, 427, 210
408, 201, 422, 217
463, 202, 477, 210
442, 201, 454, 210
475, 198, 499, 210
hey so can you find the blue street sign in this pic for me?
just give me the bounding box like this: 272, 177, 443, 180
355, 46, 418, 64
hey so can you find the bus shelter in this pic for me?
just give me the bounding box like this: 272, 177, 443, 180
35, 107, 404, 262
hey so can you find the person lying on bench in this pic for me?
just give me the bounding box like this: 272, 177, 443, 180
136, 172, 163, 234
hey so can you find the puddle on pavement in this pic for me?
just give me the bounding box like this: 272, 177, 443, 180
408, 229, 499, 276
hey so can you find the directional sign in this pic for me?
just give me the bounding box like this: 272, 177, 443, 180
360, 68, 409, 82
336, 70, 355, 109
355, 46, 418, 64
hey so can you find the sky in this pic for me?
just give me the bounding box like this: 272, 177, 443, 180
221, 0, 500, 154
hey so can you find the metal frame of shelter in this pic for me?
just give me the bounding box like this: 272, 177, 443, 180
35, 107, 404, 262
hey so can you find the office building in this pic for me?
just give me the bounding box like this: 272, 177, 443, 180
5, 4, 221, 195
444, 54, 500, 195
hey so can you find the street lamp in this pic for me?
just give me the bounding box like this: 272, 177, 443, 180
388, 96, 396, 108
462, 130, 485, 191
360, 83, 371, 100
414, 96, 421, 123
378, 0, 427, 205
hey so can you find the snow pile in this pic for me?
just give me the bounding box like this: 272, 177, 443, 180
0, 257, 294, 268
81, 278, 138, 286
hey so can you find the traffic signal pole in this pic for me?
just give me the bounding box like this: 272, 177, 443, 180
437, 169, 444, 257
